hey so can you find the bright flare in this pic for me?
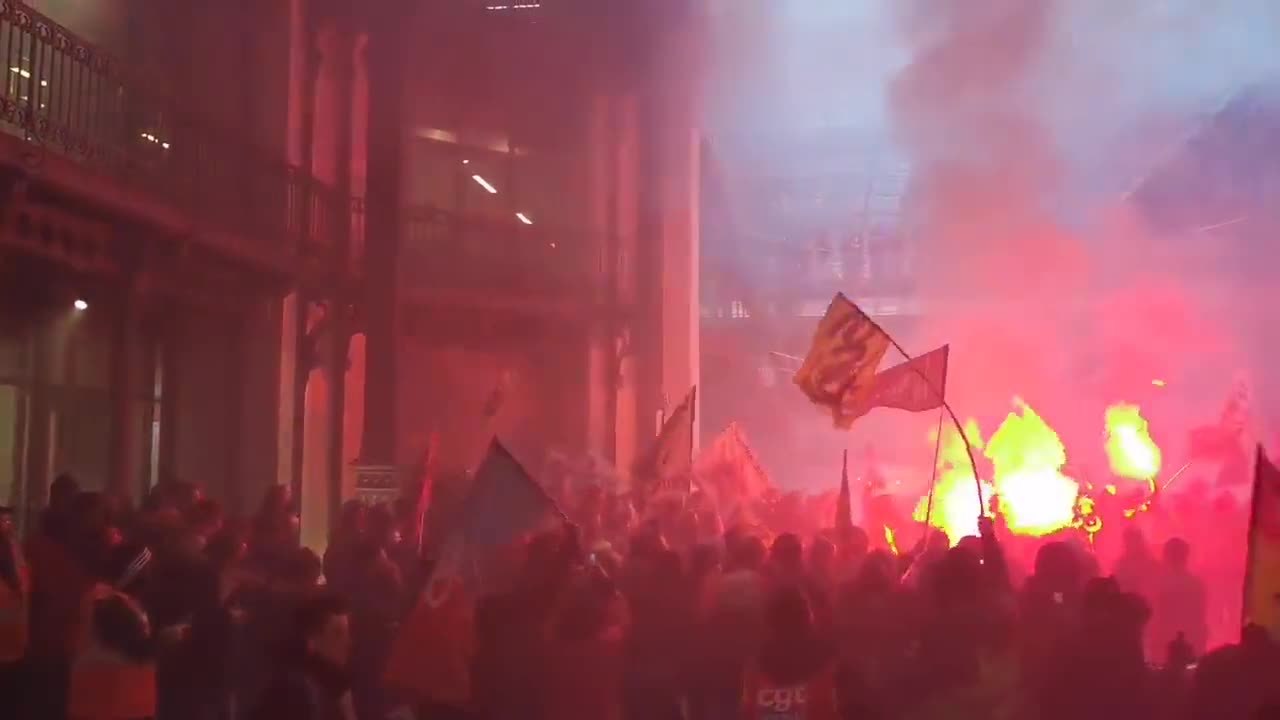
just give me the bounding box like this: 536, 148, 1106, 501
914, 419, 991, 545
986, 399, 1079, 537
1104, 404, 1162, 481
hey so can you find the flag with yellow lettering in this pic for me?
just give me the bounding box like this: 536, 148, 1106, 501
794, 293, 892, 429
1243, 445, 1280, 638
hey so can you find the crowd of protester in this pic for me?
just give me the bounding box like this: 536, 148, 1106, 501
1, 468, 1278, 720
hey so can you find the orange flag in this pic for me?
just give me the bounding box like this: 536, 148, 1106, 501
794, 293, 892, 429
1243, 446, 1280, 638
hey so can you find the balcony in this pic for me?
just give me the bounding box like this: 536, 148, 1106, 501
0, 1, 349, 272
401, 205, 609, 314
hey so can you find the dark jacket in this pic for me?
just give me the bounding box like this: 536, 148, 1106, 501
251, 655, 353, 720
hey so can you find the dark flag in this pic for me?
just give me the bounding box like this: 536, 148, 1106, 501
840, 345, 949, 424
385, 438, 562, 708
794, 293, 892, 429
635, 386, 696, 492
1243, 446, 1280, 636
836, 449, 853, 534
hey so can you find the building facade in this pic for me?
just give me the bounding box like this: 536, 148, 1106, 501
388, 0, 704, 510
0, 0, 706, 544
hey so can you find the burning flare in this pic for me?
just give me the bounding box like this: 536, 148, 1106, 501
1104, 403, 1162, 482
985, 399, 1079, 537
914, 419, 991, 545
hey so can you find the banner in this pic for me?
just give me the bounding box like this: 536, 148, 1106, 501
794, 293, 892, 429
841, 344, 949, 423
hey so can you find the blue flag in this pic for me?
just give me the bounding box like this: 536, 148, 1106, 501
428, 439, 561, 602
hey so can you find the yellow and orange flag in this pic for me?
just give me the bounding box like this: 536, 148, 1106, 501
1244, 445, 1280, 638
794, 293, 892, 429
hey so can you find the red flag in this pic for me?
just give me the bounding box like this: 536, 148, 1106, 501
840, 345, 949, 424
414, 432, 440, 555
696, 423, 776, 507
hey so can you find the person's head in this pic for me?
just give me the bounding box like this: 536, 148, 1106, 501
956, 535, 982, 558
259, 484, 293, 517
728, 533, 767, 573
1033, 540, 1082, 593
809, 536, 836, 573
283, 547, 324, 588
853, 550, 896, 594
1122, 527, 1147, 554
337, 500, 367, 538
291, 591, 351, 668
1163, 537, 1191, 570
929, 545, 984, 607
367, 503, 398, 548
49, 473, 80, 511
765, 585, 813, 639
185, 498, 224, 539
205, 528, 247, 572
770, 533, 804, 574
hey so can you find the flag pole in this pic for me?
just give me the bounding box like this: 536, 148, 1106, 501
687, 385, 698, 495
922, 406, 946, 533
1241, 445, 1264, 639
853, 300, 984, 512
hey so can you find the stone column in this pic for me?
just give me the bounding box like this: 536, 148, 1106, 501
357, 0, 409, 470
584, 92, 616, 461
647, 1, 705, 451
22, 310, 55, 527
108, 280, 141, 500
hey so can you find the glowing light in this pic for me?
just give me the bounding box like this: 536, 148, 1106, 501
9, 67, 29, 79
1105, 484, 1117, 495
1151, 379, 1166, 387
986, 399, 1079, 537
462, 159, 470, 165
73, 299, 88, 311
1104, 404, 1162, 481
471, 174, 497, 194
884, 525, 899, 555
913, 419, 990, 545
515, 212, 533, 225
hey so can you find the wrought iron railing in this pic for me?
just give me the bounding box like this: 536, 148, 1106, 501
0, 1, 349, 260
401, 205, 611, 301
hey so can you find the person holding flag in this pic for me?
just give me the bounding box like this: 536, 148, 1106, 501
383, 439, 576, 719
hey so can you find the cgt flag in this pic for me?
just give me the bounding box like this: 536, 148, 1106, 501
794, 293, 892, 429
1243, 445, 1280, 640
841, 345, 949, 424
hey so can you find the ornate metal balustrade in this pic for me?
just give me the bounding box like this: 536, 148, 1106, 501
0, 1, 348, 264
402, 205, 610, 303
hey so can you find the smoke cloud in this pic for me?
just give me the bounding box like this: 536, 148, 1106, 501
886, 0, 1280, 447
